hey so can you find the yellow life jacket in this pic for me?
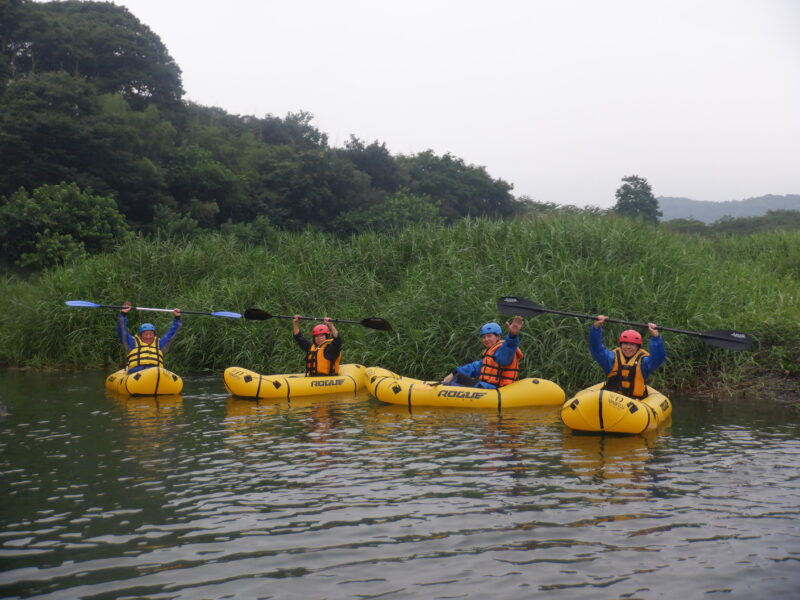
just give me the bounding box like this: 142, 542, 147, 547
127, 335, 164, 370
305, 338, 340, 376
604, 347, 649, 399
479, 341, 523, 387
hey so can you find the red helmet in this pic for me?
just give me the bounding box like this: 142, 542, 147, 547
619, 329, 642, 345
312, 324, 330, 336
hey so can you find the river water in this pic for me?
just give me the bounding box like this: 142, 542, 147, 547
0, 370, 798, 599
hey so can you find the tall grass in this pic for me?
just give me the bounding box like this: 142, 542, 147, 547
1, 213, 798, 393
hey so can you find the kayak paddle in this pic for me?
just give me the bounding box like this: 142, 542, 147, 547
496, 296, 753, 351
243, 308, 392, 331
65, 300, 242, 319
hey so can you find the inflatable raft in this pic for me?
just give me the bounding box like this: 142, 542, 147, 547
561, 383, 672, 434
223, 363, 367, 399
105, 367, 183, 396
365, 366, 565, 409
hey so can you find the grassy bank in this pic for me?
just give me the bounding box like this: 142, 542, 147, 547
1, 213, 798, 395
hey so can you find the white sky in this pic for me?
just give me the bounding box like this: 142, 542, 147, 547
105, 0, 799, 208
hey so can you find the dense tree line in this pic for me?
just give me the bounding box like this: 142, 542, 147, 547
662, 210, 800, 236
0, 0, 525, 267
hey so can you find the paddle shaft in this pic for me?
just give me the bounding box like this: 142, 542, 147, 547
497, 296, 753, 349
258, 312, 382, 327
243, 308, 392, 331
272, 314, 361, 325
99, 305, 210, 316
66, 301, 240, 318
525, 305, 695, 336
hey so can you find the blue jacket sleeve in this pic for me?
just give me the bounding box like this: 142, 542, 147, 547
159, 318, 182, 353
642, 335, 666, 378
492, 334, 520, 366
117, 313, 135, 353
455, 360, 483, 378
589, 325, 615, 374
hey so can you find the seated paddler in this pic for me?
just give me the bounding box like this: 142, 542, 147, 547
441, 316, 524, 389
293, 315, 342, 376
590, 315, 666, 399
117, 301, 182, 374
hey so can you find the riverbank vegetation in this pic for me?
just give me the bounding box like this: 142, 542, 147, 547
1, 213, 797, 396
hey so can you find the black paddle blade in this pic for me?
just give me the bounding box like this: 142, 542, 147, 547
360, 317, 393, 331
700, 329, 754, 351
497, 296, 547, 318
244, 308, 273, 320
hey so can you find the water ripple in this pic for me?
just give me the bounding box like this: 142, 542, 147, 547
1, 376, 799, 598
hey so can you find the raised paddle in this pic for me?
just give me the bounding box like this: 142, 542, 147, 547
65, 300, 242, 319
243, 308, 393, 332
496, 296, 753, 351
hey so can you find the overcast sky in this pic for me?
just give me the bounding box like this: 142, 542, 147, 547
105, 0, 799, 208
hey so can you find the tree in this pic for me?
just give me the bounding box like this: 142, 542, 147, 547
3, 0, 184, 109
258, 111, 328, 150
397, 151, 521, 223
660, 217, 708, 235
164, 144, 239, 227
332, 188, 443, 234
0, 71, 106, 197
246, 145, 374, 232
710, 210, 800, 236
341, 136, 401, 192
0, 182, 130, 269
613, 175, 662, 223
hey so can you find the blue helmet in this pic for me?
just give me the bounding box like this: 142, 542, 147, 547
138, 323, 156, 334
479, 322, 502, 336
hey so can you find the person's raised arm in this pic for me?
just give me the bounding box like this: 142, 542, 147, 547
117, 300, 135, 351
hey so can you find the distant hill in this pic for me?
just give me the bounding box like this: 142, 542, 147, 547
658, 195, 800, 223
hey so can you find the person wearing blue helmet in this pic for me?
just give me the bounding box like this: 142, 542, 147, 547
441, 315, 525, 388
117, 301, 182, 374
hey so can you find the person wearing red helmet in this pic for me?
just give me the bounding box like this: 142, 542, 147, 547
292, 315, 342, 376
589, 315, 666, 399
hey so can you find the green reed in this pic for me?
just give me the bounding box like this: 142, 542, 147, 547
1, 213, 798, 394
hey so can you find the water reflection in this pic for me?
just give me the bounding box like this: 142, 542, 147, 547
561, 429, 669, 504
1, 371, 798, 599
366, 403, 560, 435
111, 393, 183, 423
109, 392, 184, 462
366, 404, 566, 498
224, 391, 373, 469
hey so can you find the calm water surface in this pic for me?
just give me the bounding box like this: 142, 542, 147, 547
0, 370, 798, 599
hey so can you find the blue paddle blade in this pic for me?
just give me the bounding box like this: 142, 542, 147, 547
65, 300, 101, 308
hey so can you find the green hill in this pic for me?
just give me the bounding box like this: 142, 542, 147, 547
659, 195, 800, 223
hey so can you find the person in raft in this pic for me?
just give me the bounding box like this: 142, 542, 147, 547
590, 315, 666, 399
441, 316, 524, 389
117, 301, 182, 374
293, 315, 342, 376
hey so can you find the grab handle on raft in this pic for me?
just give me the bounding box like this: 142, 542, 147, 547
496, 296, 753, 351
65, 300, 242, 319
243, 308, 392, 331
